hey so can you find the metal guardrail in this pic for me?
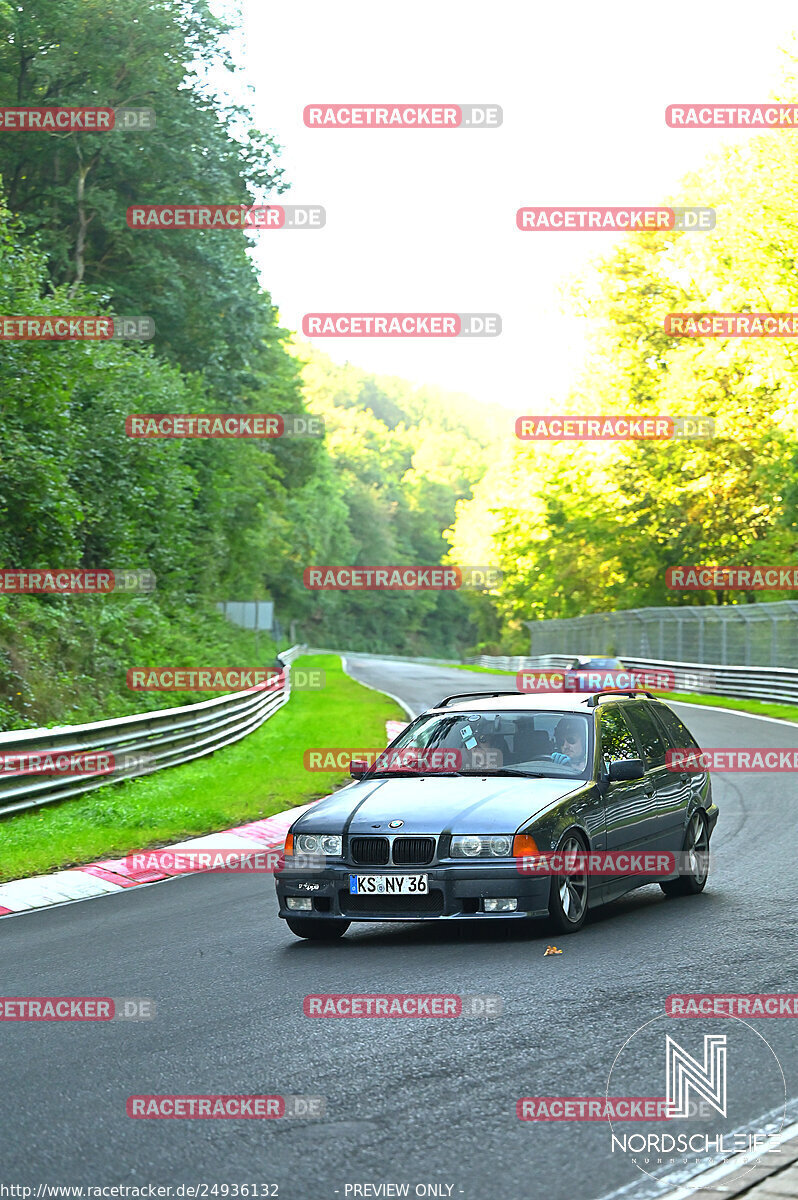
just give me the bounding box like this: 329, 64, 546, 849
467, 652, 798, 706
0, 645, 306, 817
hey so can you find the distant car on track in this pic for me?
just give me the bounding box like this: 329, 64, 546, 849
568, 656, 626, 671
275, 688, 718, 940
564, 654, 626, 678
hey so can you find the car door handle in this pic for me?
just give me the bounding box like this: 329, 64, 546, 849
680, 773, 690, 784
644, 784, 655, 796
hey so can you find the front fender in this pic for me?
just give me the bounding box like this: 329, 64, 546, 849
521, 784, 602, 852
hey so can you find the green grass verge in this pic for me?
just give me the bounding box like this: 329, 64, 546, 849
0, 654, 404, 883
655, 691, 798, 722
440, 662, 798, 722
440, 662, 516, 674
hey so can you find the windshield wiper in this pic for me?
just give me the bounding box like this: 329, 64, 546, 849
365, 769, 463, 778
457, 767, 550, 778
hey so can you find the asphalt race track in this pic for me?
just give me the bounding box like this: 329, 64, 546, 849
2, 658, 796, 1200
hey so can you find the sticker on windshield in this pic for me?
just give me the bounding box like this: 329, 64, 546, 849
459, 724, 477, 749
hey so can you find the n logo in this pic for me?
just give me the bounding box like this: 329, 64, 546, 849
666, 1034, 727, 1118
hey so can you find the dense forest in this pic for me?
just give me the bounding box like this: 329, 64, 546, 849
2, 0, 798, 727
0, 0, 501, 728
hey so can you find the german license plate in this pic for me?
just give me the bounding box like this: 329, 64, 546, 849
349, 874, 428, 895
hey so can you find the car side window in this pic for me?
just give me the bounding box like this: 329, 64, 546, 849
624, 703, 667, 768
598, 707, 638, 767
651, 705, 700, 752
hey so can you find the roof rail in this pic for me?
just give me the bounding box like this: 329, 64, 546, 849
585, 689, 655, 707
436, 690, 522, 708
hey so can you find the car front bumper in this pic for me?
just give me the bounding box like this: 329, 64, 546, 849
275, 862, 552, 922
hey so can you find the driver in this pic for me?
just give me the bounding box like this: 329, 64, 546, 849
552, 718, 588, 770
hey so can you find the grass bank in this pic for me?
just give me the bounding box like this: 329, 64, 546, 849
0, 593, 286, 730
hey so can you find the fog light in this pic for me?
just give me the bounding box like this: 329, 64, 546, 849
286, 896, 313, 911
482, 898, 518, 912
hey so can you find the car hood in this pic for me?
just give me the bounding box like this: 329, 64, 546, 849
293, 775, 585, 835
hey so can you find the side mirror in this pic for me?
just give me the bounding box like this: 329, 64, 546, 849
608, 758, 646, 782
349, 759, 368, 778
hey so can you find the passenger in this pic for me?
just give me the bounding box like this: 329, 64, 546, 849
468, 734, 503, 771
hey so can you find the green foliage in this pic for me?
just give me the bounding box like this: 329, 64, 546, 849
0, 590, 285, 730
290, 341, 502, 654
450, 96, 798, 641
0, 0, 288, 403
0, 0, 502, 707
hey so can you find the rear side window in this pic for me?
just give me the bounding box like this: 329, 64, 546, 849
651, 705, 701, 753
598, 707, 638, 765
624, 703, 667, 768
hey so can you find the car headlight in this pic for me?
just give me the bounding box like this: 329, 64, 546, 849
450, 834, 513, 858
295, 833, 342, 856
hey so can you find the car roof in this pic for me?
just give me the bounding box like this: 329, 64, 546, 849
427, 691, 656, 715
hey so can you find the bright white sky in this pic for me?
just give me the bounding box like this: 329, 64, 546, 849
234, 0, 798, 410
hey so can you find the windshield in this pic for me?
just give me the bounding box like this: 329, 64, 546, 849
367, 709, 594, 779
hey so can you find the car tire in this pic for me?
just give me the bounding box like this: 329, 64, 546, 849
285, 916, 350, 940
660, 810, 709, 897
546, 833, 589, 934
